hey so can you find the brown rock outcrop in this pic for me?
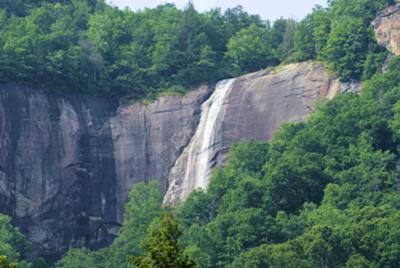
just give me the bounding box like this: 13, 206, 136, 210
373, 3, 400, 55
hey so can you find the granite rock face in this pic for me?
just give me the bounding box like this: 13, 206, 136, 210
109, 86, 211, 221
217, 62, 358, 157
373, 3, 400, 55
164, 62, 359, 204
0, 85, 118, 261
0, 84, 210, 262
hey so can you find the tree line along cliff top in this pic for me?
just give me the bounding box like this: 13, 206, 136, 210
0, 0, 393, 100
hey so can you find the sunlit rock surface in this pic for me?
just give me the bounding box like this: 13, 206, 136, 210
165, 62, 358, 204
374, 3, 400, 55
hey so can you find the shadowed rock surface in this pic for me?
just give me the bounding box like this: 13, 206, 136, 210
0, 85, 118, 262
0, 84, 210, 262
374, 3, 400, 55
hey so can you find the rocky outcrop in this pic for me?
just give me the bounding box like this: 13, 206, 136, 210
373, 2, 400, 55
164, 62, 359, 204
0, 62, 355, 261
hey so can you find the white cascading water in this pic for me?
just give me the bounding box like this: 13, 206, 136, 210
184, 78, 236, 190
164, 78, 236, 203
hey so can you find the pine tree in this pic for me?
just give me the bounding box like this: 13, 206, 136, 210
130, 212, 198, 268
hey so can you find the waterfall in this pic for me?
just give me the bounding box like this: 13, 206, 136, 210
183, 79, 235, 190
164, 79, 236, 203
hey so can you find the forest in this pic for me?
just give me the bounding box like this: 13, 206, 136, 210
1, 0, 400, 267
0, 0, 391, 99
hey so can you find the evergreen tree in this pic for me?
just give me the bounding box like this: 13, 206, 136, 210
130, 212, 197, 268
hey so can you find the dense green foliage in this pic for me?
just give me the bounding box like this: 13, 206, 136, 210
53, 248, 96, 268
0, 0, 389, 99
0, 214, 31, 267
0, 0, 297, 99
292, 0, 390, 81
130, 212, 197, 268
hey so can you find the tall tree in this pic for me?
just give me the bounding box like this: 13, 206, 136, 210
130, 212, 197, 268
225, 23, 275, 75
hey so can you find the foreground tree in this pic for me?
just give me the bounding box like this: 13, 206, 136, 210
54, 248, 95, 268
130, 212, 197, 268
0, 256, 16, 268
109, 181, 166, 267
0, 214, 31, 267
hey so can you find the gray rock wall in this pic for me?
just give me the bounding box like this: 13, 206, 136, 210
0, 84, 119, 261
0, 62, 353, 261
110, 86, 211, 221
0, 84, 210, 262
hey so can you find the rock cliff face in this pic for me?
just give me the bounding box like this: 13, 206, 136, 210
0, 62, 353, 261
0, 84, 210, 261
164, 62, 358, 203
0, 85, 119, 262
374, 2, 400, 55
109, 86, 211, 221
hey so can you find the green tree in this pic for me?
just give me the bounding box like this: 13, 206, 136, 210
0, 215, 30, 265
293, 6, 330, 61
107, 181, 166, 267
0, 256, 16, 268
272, 19, 296, 61
130, 212, 197, 268
55, 248, 96, 268
225, 23, 275, 75
324, 17, 369, 81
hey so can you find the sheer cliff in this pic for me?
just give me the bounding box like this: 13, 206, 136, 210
0, 84, 211, 261
164, 62, 358, 203
0, 62, 356, 260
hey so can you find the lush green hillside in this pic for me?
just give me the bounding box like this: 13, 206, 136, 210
1, 0, 399, 267
0, 0, 293, 99
0, 0, 391, 99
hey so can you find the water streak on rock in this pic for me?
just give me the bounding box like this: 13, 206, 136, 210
165, 79, 236, 203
